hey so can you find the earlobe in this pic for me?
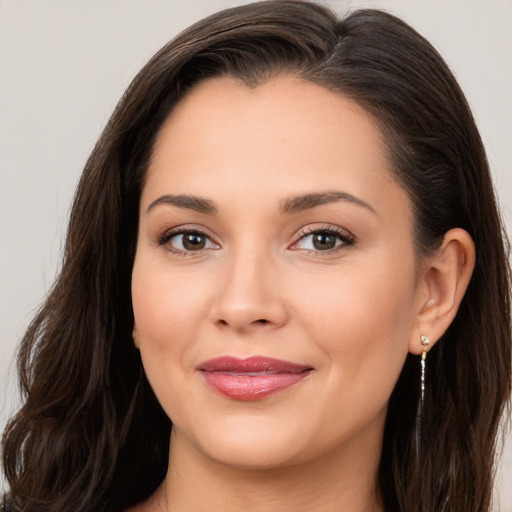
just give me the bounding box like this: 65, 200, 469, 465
410, 228, 475, 355
132, 324, 140, 350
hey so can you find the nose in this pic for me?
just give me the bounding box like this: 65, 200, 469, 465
208, 249, 288, 332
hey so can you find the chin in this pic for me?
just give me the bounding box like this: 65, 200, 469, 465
181, 415, 314, 470
203, 440, 302, 470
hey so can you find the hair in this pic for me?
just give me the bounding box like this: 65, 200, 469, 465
2, 1, 510, 511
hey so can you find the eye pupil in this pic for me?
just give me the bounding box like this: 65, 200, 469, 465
183, 233, 206, 250
313, 232, 336, 250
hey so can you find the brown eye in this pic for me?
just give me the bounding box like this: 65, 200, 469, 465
182, 233, 206, 250
164, 230, 218, 253
312, 232, 336, 250
292, 227, 354, 253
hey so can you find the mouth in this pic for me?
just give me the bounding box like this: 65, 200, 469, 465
197, 356, 313, 400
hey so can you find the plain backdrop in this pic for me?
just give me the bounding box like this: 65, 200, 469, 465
1, 0, 511, 508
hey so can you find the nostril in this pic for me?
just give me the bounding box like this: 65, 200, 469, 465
215, 317, 271, 329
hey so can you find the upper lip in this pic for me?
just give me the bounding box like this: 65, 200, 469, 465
198, 356, 313, 374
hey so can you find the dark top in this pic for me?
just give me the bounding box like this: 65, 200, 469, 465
0, 497, 12, 512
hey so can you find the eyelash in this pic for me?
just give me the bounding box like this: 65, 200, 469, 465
291, 225, 355, 255
156, 226, 218, 256
156, 224, 355, 255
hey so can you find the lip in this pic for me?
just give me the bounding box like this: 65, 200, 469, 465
197, 356, 313, 400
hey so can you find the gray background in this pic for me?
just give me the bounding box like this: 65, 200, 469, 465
1, 0, 511, 508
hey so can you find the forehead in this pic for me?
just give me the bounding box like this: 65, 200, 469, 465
150, 75, 386, 171
143, 75, 409, 221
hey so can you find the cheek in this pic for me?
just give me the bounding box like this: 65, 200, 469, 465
297, 258, 414, 338
131, 257, 209, 409
291, 255, 416, 390
132, 257, 206, 346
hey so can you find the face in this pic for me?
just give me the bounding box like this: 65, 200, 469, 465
132, 75, 424, 470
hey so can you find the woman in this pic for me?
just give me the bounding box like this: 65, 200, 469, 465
2, 1, 510, 511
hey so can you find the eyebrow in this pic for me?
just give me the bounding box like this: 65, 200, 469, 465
146, 190, 375, 216
280, 191, 376, 215
146, 194, 217, 214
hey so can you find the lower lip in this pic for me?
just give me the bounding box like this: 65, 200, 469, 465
201, 371, 311, 400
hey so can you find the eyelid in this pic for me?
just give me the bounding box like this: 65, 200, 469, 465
289, 224, 355, 252
155, 224, 221, 253
153, 223, 354, 255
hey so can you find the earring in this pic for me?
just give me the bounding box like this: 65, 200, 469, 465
416, 335, 430, 455
420, 335, 430, 404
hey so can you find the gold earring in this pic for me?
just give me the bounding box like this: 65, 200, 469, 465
420, 335, 430, 404
416, 335, 430, 455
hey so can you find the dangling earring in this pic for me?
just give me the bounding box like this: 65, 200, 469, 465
419, 335, 430, 405
415, 335, 430, 455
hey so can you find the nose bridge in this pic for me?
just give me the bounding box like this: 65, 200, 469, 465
209, 240, 286, 330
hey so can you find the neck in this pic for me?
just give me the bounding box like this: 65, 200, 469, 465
160, 427, 383, 512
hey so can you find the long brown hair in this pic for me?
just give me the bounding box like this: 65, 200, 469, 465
2, 2, 510, 511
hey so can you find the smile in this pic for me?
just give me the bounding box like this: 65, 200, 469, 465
197, 356, 313, 400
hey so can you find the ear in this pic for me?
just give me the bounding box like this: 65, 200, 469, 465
409, 228, 475, 355
132, 323, 140, 350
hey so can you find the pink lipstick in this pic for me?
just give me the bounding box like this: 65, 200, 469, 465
197, 356, 313, 400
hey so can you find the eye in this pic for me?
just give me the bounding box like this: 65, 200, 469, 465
291, 226, 354, 253
159, 229, 219, 253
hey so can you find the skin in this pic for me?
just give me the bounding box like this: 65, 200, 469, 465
130, 75, 474, 512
